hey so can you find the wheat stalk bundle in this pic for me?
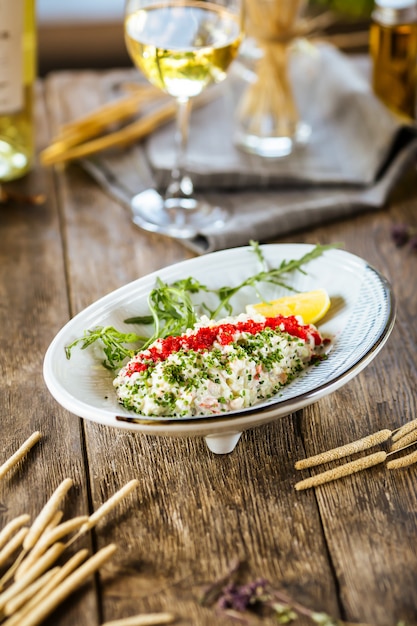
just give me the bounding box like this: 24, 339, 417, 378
237, 0, 307, 138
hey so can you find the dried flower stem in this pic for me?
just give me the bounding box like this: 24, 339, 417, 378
213, 568, 374, 626
391, 418, 417, 442
0, 433, 41, 481
269, 587, 373, 626
390, 429, 417, 452
295, 451, 387, 491
387, 449, 417, 470
272, 587, 320, 620
295, 429, 392, 470
200, 559, 244, 607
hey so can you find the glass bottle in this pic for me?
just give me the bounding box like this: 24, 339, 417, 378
0, 0, 36, 182
370, 0, 417, 119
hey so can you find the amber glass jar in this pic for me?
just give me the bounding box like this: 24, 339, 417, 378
370, 0, 417, 119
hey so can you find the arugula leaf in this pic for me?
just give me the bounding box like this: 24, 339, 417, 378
65, 326, 147, 370
65, 242, 339, 370
206, 242, 337, 318
143, 277, 200, 348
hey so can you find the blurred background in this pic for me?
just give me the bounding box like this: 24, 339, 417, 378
38, 0, 128, 74
37, 0, 374, 75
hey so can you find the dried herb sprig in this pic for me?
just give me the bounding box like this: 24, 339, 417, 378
295, 452, 387, 491
294, 419, 417, 490
390, 223, 417, 251
203, 562, 371, 626
294, 430, 391, 470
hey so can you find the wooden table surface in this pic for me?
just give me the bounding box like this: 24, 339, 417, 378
1, 68, 417, 626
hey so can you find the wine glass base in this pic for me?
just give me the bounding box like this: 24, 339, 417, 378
235, 122, 312, 158
131, 189, 226, 239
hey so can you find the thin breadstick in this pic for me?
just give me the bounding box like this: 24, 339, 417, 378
0, 549, 26, 589
387, 449, 417, 470
40, 101, 176, 165
55, 88, 166, 144
23, 478, 73, 551
0, 542, 65, 611
0, 515, 30, 550
58, 83, 159, 133
4, 567, 59, 616
43, 511, 64, 533
295, 430, 392, 470
12, 544, 116, 626
0, 432, 41, 480
101, 613, 176, 626
15, 516, 88, 580
42, 516, 89, 546
40, 87, 219, 166
295, 451, 387, 491
0, 512, 61, 588
0, 528, 28, 569
77, 479, 139, 536
2, 549, 89, 626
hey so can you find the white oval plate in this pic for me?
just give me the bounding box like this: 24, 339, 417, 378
43, 244, 395, 454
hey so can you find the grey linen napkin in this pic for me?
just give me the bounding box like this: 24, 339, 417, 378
82, 43, 417, 254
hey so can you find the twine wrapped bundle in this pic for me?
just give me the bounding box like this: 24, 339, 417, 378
237, 0, 307, 142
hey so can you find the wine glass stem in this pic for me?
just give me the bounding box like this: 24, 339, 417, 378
166, 96, 194, 200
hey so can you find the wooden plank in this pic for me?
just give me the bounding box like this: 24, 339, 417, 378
42, 69, 343, 625
39, 66, 417, 626
81, 418, 342, 625
283, 191, 417, 625
0, 84, 100, 624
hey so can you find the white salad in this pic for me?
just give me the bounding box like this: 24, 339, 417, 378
113, 313, 325, 417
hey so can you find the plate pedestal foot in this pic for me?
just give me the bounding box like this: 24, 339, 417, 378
204, 432, 242, 454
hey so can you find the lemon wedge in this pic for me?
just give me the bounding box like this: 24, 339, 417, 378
246, 288, 331, 325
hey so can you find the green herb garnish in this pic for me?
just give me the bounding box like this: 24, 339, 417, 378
206, 241, 335, 318
65, 326, 147, 370
65, 242, 338, 369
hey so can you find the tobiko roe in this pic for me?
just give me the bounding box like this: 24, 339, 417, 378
113, 313, 326, 417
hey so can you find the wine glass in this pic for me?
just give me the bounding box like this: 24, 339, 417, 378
124, 0, 244, 239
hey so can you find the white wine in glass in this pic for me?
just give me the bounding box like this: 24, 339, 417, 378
124, 0, 243, 238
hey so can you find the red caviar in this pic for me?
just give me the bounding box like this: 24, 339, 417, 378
125, 315, 322, 376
